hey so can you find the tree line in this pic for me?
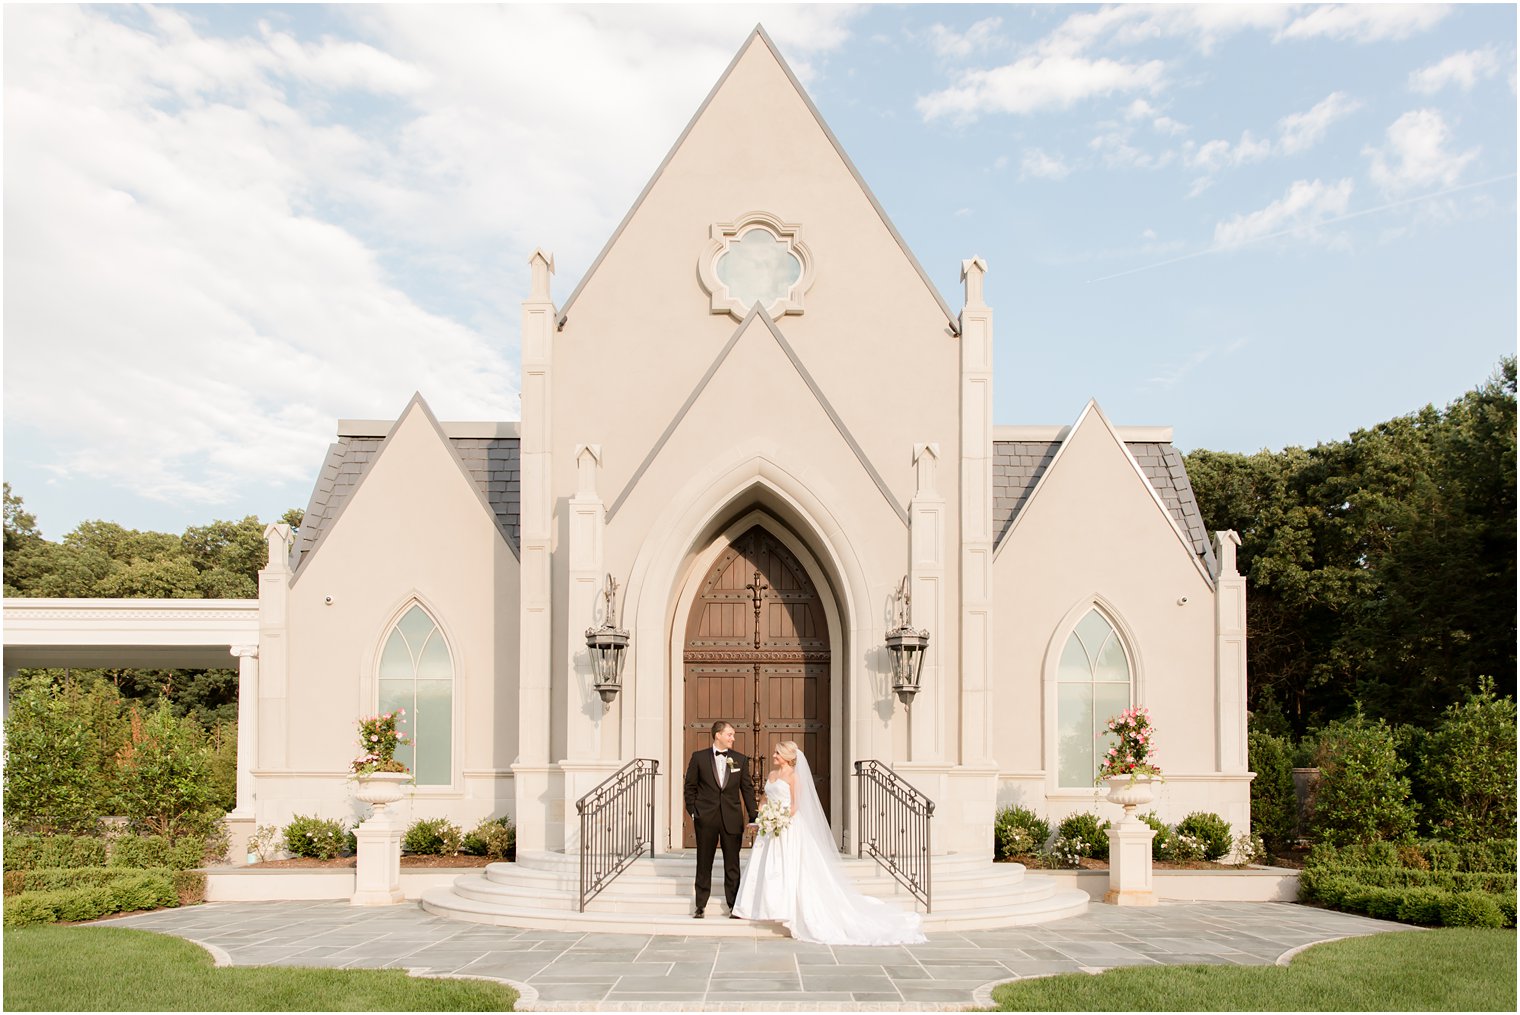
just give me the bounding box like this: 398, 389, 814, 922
1186, 357, 1515, 735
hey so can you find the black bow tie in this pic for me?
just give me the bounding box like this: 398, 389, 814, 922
715, 749, 729, 756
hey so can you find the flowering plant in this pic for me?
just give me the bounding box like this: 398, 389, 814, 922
755, 798, 792, 838
1096, 706, 1163, 783
724, 755, 742, 775
351, 708, 410, 775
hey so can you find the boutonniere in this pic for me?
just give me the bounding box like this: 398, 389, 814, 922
725, 757, 741, 774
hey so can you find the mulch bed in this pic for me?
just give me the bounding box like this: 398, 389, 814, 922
245, 855, 497, 869
998, 855, 1278, 871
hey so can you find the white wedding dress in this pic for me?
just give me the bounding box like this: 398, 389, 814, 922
733, 752, 926, 945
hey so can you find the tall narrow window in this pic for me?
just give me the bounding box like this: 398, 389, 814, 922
1056, 609, 1132, 787
377, 604, 453, 786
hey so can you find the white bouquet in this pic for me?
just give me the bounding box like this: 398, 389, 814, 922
756, 798, 792, 838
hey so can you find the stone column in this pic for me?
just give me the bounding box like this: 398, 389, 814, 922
515, 249, 557, 853
957, 258, 994, 765
227, 645, 259, 819
1214, 530, 1248, 773
258, 524, 292, 770
352, 779, 408, 906
908, 443, 945, 763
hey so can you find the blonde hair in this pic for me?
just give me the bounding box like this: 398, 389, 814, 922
774, 741, 799, 764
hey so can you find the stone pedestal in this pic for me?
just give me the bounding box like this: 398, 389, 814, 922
1105, 816, 1157, 906
351, 773, 409, 906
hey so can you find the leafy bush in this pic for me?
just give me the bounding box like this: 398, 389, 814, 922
1176, 812, 1232, 861
402, 818, 462, 856
1248, 730, 1299, 852
282, 816, 353, 860
1042, 836, 1087, 869
1162, 831, 1207, 863
461, 817, 515, 861
114, 703, 222, 840
1301, 839, 1517, 928
3, 867, 204, 906
2, 872, 178, 928
2, 680, 125, 835
1440, 891, 1506, 928
1308, 710, 1417, 846
1419, 677, 1517, 843
993, 806, 1050, 859
1313, 838, 1516, 874
1055, 812, 1109, 861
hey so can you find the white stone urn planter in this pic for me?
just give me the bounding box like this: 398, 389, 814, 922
1104, 774, 1157, 814
354, 770, 410, 809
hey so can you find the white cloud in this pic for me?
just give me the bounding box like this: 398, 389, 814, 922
1185, 131, 1273, 172
918, 54, 1165, 122
1020, 148, 1071, 180
1124, 98, 1187, 135
1278, 91, 1363, 154
1213, 178, 1355, 248
1044, 4, 1289, 59
1278, 4, 1450, 44
1409, 47, 1501, 93
1364, 108, 1479, 194
927, 17, 1003, 59
2, 4, 861, 510
1089, 127, 1175, 171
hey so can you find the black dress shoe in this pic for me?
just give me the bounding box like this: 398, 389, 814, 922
693, 911, 704, 919
729, 913, 740, 920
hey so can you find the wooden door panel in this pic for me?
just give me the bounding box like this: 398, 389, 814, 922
682, 526, 830, 848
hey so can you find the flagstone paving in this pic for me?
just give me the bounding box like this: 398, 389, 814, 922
106, 900, 1411, 1011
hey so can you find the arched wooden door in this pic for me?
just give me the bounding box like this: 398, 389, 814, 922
682, 525, 830, 848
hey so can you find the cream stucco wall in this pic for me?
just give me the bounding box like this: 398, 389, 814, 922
261, 398, 520, 830
991, 403, 1250, 835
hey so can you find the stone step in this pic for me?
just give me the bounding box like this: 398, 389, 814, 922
421, 849, 1090, 934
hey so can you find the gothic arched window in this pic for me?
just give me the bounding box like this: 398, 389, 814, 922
1056, 609, 1132, 787
377, 604, 453, 786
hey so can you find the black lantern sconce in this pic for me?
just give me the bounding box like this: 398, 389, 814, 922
885, 576, 930, 709
584, 574, 630, 710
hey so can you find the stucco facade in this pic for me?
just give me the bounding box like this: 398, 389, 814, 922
236, 29, 1250, 860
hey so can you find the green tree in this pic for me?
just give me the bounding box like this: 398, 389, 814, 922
114, 702, 222, 839
3, 678, 127, 833
1308, 709, 1418, 846
1419, 676, 1517, 842
1248, 730, 1299, 853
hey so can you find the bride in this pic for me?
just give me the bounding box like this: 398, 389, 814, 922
733, 741, 925, 945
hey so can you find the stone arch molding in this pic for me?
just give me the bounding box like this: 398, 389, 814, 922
622, 453, 874, 767
698, 211, 816, 320
1040, 593, 1146, 798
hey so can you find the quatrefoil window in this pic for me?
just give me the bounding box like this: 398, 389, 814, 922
699, 212, 815, 319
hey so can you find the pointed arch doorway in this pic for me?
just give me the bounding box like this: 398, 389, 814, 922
681, 524, 831, 848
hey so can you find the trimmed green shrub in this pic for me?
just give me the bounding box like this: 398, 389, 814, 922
461, 817, 515, 861
1, 872, 178, 927
1248, 730, 1298, 852
1441, 890, 1505, 928
1420, 677, 1517, 843
4, 834, 111, 871
3, 893, 59, 928
3, 866, 201, 904
402, 818, 462, 856
1308, 710, 1417, 846
282, 816, 352, 860
1176, 812, 1232, 861
1055, 812, 1109, 861
993, 806, 1050, 859
107, 834, 205, 871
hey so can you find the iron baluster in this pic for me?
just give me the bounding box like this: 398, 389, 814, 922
852, 759, 933, 911
577, 758, 659, 912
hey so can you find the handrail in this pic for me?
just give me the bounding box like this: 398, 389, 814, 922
853, 759, 934, 911
576, 758, 659, 912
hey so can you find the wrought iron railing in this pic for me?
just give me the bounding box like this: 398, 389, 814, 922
853, 759, 934, 911
576, 758, 659, 912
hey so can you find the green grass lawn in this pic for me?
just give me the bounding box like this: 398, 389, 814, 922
990, 927, 1517, 1011
2, 925, 518, 1012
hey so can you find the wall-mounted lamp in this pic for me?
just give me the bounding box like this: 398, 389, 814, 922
885, 576, 930, 709
584, 574, 630, 710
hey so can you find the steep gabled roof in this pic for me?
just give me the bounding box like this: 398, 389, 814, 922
993, 410, 1218, 578
555, 25, 957, 333
290, 399, 521, 575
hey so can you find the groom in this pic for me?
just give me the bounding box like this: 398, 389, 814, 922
683, 720, 757, 918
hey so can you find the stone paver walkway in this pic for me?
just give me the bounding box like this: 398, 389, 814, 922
105, 900, 1411, 1011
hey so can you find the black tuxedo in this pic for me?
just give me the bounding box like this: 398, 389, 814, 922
683, 747, 758, 913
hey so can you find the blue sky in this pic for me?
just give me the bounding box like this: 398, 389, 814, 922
4, 4, 1515, 539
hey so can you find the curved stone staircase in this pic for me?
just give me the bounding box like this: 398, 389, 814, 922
421, 850, 1088, 936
